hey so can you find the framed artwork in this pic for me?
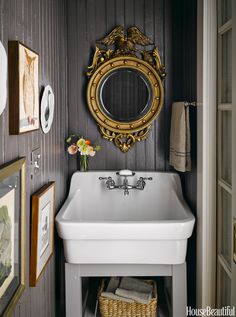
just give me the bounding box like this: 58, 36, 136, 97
40, 85, 55, 134
30, 182, 55, 287
0, 158, 26, 316
8, 41, 39, 134
0, 41, 7, 116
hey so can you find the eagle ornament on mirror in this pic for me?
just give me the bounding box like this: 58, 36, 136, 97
86, 26, 166, 153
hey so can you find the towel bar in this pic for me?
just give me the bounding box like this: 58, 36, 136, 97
184, 101, 202, 107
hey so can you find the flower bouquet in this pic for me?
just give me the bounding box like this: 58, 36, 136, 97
66, 134, 101, 171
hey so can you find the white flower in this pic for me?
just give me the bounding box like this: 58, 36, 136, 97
79, 144, 89, 155
77, 138, 86, 149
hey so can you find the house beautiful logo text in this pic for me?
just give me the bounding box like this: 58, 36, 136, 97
186, 306, 236, 316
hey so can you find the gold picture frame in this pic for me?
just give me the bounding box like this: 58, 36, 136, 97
30, 182, 55, 287
87, 26, 166, 152
0, 158, 26, 317
8, 41, 39, 134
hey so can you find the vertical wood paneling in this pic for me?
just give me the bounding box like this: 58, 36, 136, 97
113, 0, 127, 170
67, 0, 171, 175
144, 0, 155, 170
0, 0, 68, 316
91, 0, 106, 170
124, 0, 137, 171
133, 0, 146, 171
172, 0, 197, 308
105, 0, 118, 170
163, 0, 173, 171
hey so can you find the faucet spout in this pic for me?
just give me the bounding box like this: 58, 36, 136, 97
123, 176, 130, 196
124, 188, 129, 196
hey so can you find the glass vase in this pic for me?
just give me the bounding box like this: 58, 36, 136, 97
80, 155, 89, 172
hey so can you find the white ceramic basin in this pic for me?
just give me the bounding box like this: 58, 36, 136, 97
56, 171, 195, 265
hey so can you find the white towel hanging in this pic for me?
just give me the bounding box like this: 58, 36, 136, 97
169, 101, 191, 172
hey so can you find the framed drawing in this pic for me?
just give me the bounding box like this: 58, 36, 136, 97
8, 41, 39, 134
40, 85, 55, 134
30, 182, 55, 287
0, 158, 26, 316
0, 41, 7, 116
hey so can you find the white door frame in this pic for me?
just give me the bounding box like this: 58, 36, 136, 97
196, 0, 217, 308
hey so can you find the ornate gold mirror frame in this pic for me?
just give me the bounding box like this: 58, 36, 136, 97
87, 26, 166, 152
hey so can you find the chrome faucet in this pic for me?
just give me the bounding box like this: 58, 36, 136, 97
106, 177, 116, 189
99, 170, 153, 196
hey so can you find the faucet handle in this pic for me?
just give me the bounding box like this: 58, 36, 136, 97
136, 176, 153, 188
116, 169, 135, 177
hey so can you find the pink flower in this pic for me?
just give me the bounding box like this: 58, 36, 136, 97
87, 146, 96, 157
67, 144, 78, 155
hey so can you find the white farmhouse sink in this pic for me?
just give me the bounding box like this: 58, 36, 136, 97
56, 171, 195, 265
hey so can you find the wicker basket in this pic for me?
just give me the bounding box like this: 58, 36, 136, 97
98, 279, 157, 317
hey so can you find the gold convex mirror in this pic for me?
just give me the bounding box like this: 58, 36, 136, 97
100, 67, 152, 121
87, 26, 166, 152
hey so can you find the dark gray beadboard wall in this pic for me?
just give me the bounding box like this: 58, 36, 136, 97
0, 0, 68, 316
172, 0, 197, 308
67, 0, 173, 176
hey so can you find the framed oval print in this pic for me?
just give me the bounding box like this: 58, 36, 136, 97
40, 85, 55, 134
0, 41, 7, 116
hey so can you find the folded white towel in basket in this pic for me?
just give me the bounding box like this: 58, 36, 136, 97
101, 292, 134, 303
106, 277, 120, 292
102, 277, 154, 305
119, 277, 153, 294
115, 288, 152, 305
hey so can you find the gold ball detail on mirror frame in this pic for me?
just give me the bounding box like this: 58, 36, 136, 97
147, 72, 151, 76
142, 119, 146, 123
92, 82, 96, 87
130, 124, 134, 128
99, 71, 103, 75
95, 109, 99, 113
100, 57, 105, 62
155, 97, 160, 101
137, 63, 141, 67
116, 125, 120, 128
123, 60, 128, 65
151, 109, 155, 113
104, 119, 108, 123
91, 97, 95, 100
110, 63, 114, 67
154, 83, 158, 87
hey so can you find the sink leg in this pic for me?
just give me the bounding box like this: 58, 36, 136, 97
172, 262, 187, 317
65, 263, 83, 317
